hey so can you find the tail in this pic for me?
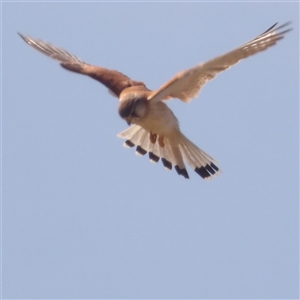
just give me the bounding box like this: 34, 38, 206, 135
117, 125, 221, 180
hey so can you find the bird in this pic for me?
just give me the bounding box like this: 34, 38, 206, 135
18, 22, 292, 180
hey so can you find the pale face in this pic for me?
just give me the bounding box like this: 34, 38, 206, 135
118, 95, 148, 125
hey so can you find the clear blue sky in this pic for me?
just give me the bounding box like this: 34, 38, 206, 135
2, 2, 299, 299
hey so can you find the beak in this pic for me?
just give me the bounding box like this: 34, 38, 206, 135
126, 120, 131, 126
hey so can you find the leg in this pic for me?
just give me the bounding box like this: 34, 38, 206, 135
150, 132, 157, 144
158, 136, 165, 147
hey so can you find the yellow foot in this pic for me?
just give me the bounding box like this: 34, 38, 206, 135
150, 132, 157, 144
158, 136, 165, 147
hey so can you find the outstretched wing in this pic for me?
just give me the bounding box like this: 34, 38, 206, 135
148, 22, 292, 103
18, 33, 148, 97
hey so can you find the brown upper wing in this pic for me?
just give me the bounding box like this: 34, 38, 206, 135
148, 22, 292, 103
18, 33, 148, 97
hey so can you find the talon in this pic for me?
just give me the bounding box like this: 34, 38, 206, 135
150, 132, 157, 144
158, 136, 165, 147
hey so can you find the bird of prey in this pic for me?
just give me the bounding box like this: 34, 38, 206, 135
18, 22, 291, 180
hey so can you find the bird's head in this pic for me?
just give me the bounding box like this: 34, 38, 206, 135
118, 93, 148, 125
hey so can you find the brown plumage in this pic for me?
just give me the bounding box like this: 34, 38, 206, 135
18, 22, 292, 180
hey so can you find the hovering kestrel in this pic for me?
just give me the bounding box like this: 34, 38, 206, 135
18, 22, 291, 179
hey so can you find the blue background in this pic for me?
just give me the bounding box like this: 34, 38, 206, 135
2, 2, 299, 299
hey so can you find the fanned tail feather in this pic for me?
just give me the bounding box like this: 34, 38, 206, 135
177, 134, 221, 179
117, 125, 222, 180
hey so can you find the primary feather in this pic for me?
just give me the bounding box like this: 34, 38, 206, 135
149, 22, 292, 103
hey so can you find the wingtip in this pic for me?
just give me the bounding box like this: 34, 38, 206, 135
17, 32, 25, 40
18, 32, 31, 44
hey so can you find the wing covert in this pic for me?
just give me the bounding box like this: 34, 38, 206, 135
18, 33, 148, 97
148, 22, 292, 103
